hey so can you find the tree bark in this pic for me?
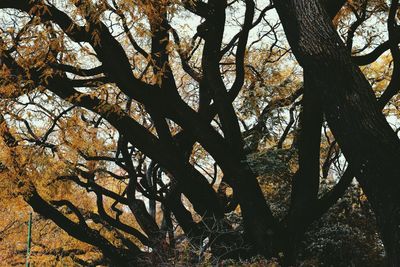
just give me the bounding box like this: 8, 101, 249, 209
284, 70, 323, 265
274, 0, 400, 265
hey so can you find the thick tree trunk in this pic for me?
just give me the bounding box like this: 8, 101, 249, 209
274, 0, 400, 265
285, 71, 323, 265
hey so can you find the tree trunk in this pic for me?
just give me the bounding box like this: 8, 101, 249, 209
274, 0, 400, 265
284, 70, 323, 265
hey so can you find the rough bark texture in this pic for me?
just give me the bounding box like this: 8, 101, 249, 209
274, 0, 400, 265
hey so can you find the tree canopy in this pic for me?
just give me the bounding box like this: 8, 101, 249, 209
0, 0, 399, 266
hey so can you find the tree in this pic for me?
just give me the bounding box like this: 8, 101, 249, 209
274, 0, 400, 265
0, 0, 398, 266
